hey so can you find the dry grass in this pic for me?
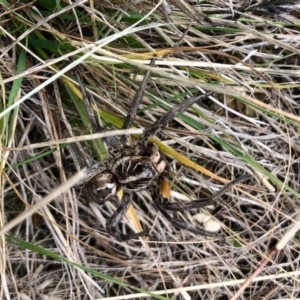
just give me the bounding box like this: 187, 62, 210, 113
1, 0, 300, 299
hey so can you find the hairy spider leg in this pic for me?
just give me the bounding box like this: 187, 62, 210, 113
153, 175, 248, 238
152, 180, 222, 238
106, 189, 148, 241
160, 174, 249, 211
139, 91, 213, 147
121, 59, 156, 147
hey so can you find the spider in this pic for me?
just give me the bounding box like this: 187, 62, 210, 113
74, 60, 245, 242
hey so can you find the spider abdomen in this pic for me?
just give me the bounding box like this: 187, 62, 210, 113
112, 156, 158, 191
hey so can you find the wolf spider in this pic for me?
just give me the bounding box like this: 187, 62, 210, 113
75, 60, 245, 242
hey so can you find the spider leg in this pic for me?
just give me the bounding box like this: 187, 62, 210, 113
161, 175, 249, 211
121, 59, 156, 146
161, 197, 213, 211
155, 201, 221, 238
151, 181, 222, 238
139, 91, 213, 146
106, 192, 148, 241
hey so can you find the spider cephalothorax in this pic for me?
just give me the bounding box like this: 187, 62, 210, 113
75, 61, 246, 241
112, 142, 166, 191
